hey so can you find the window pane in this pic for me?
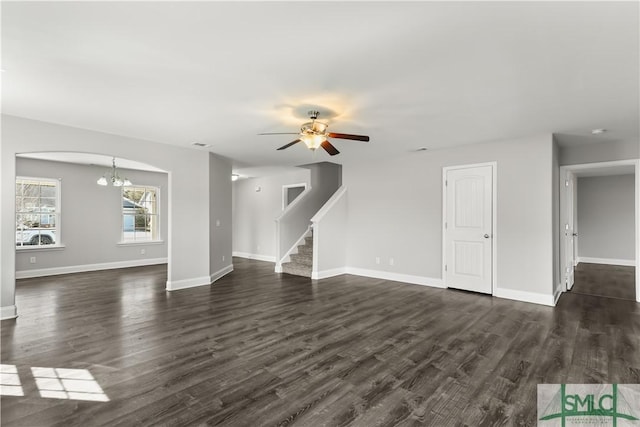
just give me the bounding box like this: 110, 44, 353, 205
40, 184, 56, 198
16, 178, 60, 247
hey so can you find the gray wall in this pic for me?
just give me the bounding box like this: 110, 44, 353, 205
344, 134, 555, 297
209, 153, 233, 276
1, 115, 232, 318
15, 158, 168, 273
232, 168, 310, 259
577, 174, 635, 261
560, 139, 639, 166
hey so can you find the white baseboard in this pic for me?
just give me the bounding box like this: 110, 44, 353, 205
16, 258, 168, 279
1, 305, 18, 320
493, 287, 555, 307
576, 257, 636, 267
553, 285, 562, 305
232, 252, 276, 263
345, 267, 445, 289
210, 265, 233, 283
166, 275, 211, 291
312, 267, 347, 280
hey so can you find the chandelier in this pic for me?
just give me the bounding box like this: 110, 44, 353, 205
97, 157, 132, 187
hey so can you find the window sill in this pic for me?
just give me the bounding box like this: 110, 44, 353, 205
117, 240, 164, 247
16, 245, 66, 252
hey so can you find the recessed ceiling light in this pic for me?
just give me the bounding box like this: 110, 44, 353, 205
191, 142, 211, 148
591, 128, 606, 135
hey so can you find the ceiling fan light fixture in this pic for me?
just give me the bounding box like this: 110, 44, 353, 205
301, 133, 326, 150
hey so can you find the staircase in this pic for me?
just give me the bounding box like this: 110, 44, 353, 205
281, 232, 313, 278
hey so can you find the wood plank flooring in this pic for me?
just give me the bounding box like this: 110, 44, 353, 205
571, 262, 636, 301
1, 257, 639, 426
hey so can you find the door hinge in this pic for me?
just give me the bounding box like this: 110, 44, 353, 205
445, 180, 448, 186
444, 264, 447, 272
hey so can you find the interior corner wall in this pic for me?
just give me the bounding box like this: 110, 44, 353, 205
15, 158, 168, 274
209, 153, 233, 277
577, 174, 635, 261
232, 168, 310, 260
1, 115, 216, 314
343, 134, 555, 298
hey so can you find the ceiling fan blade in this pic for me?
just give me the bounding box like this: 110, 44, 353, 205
258, 132, 300, 135
277, 139, 301, 150
321, 140, 340, 156
327, 132, 370, 142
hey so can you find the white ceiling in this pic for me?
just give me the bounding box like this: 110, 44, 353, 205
17, 152, 166, 173
2, 2, 638, 175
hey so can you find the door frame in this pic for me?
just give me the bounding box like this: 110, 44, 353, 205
442, 161, 498, 294
559, 159, 640, 302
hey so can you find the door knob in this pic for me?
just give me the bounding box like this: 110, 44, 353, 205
572, 233, 578, 236
484, 234, 490, 238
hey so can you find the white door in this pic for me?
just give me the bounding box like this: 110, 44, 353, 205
444, 165, 493, 294
563, 173, 576, 290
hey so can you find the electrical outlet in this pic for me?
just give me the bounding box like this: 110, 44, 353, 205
375, 257, 380, 265
30, 256, 36, 264
216, 219, 220, 227
222, 255, 225, 262
140, 249, 146, 255
389, 258, 395, 266
257, 245, 260, 251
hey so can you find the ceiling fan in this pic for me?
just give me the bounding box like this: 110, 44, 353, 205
259, 110, 370, 156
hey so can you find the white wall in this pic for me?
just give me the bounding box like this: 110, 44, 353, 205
232, 168, 310, 260
577, 174, 635, 262
15, 158, 168, 275
1, 115, 232, 318
343, 134, 555, 302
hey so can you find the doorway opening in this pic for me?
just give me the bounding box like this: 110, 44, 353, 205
560, 160, 639, 302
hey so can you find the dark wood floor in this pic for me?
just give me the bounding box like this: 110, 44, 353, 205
2, 258, 639, 426
571, 262, 636, 301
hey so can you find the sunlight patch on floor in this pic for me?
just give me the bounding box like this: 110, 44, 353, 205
31, 367, 110, 402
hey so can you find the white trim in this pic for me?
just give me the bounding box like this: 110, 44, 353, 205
576, 257, 636, 267
312, 267, 347, 280
493, 287, 555, 307
554, 285, 562, 305
442, 162, 498, 294
16, 258, 168, 279
166, 275, 211, 291
16, 244, 66, 252
282, 183, 308, 210
210, 264, 234, 283
117, 240, 164, 246
345, 267, 445, 289
232, 252, 276, 263
1, 305, 18, 320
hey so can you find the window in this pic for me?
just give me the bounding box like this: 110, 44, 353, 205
122, 186, 159, 242
16, 177, 60, 247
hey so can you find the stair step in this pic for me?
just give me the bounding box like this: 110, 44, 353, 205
297, 244, 313, 256
290, 253, 312, 266
281, 262, 312, 278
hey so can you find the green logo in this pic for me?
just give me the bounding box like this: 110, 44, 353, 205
538, 384, 639, 426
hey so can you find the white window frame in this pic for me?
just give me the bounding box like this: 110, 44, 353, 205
119, 185, 162, 244
282, 183, 308, 210
15, 176, 63, 250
